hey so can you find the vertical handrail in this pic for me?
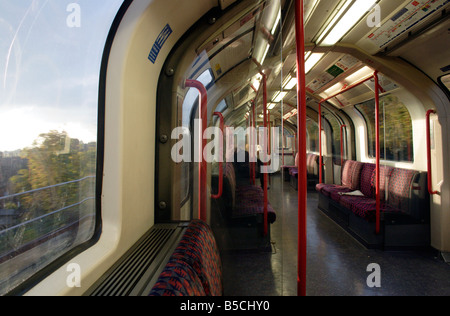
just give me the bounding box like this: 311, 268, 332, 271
252, 101, 257, 185
340, 125, 347, 169
295, 0, 307, 297
426, 109, 439, 195
185, 79, 208, 222
212, 112, 224, 199
262, 73, 269, 237
318, 102, 323, 184
374, 71, 381, 235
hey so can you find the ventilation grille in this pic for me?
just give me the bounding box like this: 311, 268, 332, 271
87, 224, 185, 296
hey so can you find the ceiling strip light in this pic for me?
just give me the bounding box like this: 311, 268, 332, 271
321, 0, 377, 46
316, 0, 353, 44
305, 53, 324, 73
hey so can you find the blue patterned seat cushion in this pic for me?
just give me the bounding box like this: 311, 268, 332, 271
149, 220, 222, 297
149, 259, 206, 296
172, 220, 223, 296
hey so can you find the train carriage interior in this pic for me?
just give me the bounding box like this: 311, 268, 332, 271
0, 0, 450, 297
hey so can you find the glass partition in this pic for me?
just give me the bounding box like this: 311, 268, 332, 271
0, 0, 124, 295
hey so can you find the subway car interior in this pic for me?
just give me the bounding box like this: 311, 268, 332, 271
0, 0, 450, 297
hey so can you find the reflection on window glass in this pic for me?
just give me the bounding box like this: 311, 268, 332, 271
0, 0, 123, 295
356, 94, 414, 162
440, 74, 450, 93
180, 69, 214, 206
324, 112, 342, 164
306, 120, 319, 153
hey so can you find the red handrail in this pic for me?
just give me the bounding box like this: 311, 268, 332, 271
374, 71, 381, 235
318, 101, 323, 184
426, 109, 439, 195
185, 79, 208, 222
212, 112, 224, 199
295, 0, 307, 297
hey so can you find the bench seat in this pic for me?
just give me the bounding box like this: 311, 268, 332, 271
316, 160, 430, 249
149, 220, 222, 296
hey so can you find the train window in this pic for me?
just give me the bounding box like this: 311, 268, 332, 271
323, 112, 343, 164
180, 69, 214, 206
306, 119, 319, 153
439, 74, 450, 94
356, 95, 414, 162
0, 1, 123, 295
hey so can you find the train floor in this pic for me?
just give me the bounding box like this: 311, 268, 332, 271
217, 174, 450, 296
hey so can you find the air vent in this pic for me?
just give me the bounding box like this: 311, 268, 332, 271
86, 224, 186, 296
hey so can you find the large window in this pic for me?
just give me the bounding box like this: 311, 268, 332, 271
306, 119, 319, 153
356, 95, 414, 162
0, 1, 123, 295
323, 112, 344, 164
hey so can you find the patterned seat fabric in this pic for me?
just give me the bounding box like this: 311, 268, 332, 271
149, 259, 206, 296
221, 162, 277, 223
387, 168, 418, 213
317, 160, 426, 223
172, 220, 223, 296
149, 220, 222, 297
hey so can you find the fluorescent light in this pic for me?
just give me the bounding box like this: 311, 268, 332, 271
322, 0, 377, 46
283, 77, 298, 90
268, 103, 277, 110
252, 78, 261, 91
271, 11, 282, 35
316, 0, 353, 44
305, 53, 324, 73
260, 44, 270, 65
273, 91, 288, 103
345, 66, 373, 84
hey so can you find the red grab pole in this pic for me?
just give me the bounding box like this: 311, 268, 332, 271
262, 73, 269, 237
252, 101, 257, 185
318, 102, 323, 184
426, 109, 439, 195
374, 72, 381, 235
185, 79, 208, 222
212, 112, 224, 199
295, 0, 307, 297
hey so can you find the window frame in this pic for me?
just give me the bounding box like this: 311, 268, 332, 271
355, 94, 415, 164
2, 1, 131, 296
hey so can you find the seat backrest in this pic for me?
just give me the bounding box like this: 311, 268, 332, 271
387, 168, 419, 213
149, 220, 222, 297
172, 220, 223, 296
148, 258, 206, 296
360, 163, 376, 197
341, 160, 364, 190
